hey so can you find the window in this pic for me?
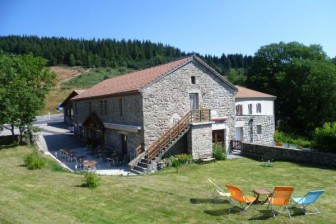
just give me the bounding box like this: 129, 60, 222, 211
103, 100, 107, 115
191, 76, 196, 84
248, 104, 253, 115
74, 103, 78, 115
256, 103, 262, 113
236, 105, 243, 116
257, 125, 262, 134
99, 100, 108, 116
119, 98, 123, 116
99, 100, 103, 115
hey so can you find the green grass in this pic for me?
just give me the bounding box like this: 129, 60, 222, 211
61, 67, 133, 90
1, 145, 335, 223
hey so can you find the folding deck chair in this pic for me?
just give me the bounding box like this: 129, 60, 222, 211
291, 190, 325, 215
267, 186, 294, 218
208, 178, 231, 201
225, 184, 256, 214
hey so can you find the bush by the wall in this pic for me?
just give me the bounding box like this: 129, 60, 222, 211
23, 151, 48, 170
213, 144, 226, 160
274, 130, 311, 148
313, 122, 336, 153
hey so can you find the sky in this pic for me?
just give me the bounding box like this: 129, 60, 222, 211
0, 0, 335, 58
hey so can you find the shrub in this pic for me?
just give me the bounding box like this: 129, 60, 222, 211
83, 172, 100, 188
175, 153, 192, 164
274, 130, 311, 148
23, 151, 48, 170
313, 122, 336, 153
172, 158, 180, 168
213, 144, 226, 160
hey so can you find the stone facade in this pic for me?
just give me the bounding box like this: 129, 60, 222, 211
72, 57, 281, 163
142, 61, 236, 149
241, 142, 336, 168
188, 122, 214, 159
73, 94, 144, 155
235, 115, 275, 145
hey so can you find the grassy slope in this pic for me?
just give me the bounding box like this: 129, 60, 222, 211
0, 146, 335, 224
42, 66, 133, 115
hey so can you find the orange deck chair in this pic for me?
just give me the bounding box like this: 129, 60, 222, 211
267, 186, 294, 218
225, 184, 256, 214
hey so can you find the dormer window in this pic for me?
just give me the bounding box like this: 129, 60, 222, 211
191, 76, 196, 84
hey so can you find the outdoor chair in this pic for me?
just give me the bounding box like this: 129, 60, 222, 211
207, 178, 231, 201
225, 184, 256, 214
291, 190, 325, 215
267, 186, 294, 218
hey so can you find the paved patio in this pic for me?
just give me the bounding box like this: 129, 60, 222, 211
35, 121, 133, 176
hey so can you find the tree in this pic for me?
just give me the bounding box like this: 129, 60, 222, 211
226, 68, 246, 85
0, 53, 56, 143
246, 42, 336, 134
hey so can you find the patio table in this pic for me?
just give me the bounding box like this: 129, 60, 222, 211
252, 188, 272, 204
83, 160, 97, 170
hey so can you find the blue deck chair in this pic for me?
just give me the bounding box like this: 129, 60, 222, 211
291, 190, 325, 215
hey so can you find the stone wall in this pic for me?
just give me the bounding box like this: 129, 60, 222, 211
73, 94, 144, 152
142, 61, 236, 148
73, 94, 143, 127
241, 142, 336, 168
188, 122, 213, 159
236, 115, 274, 146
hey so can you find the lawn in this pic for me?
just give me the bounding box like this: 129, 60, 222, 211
0, 146, 335, 224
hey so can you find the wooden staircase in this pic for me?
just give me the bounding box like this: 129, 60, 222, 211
129, 109, 211, 174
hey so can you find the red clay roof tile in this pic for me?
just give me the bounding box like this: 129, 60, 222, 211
235, 85, 276, 99
73, 56, 193, 100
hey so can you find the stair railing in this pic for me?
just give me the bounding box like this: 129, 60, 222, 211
146, 109, 211, 161
128, 109, 211, 170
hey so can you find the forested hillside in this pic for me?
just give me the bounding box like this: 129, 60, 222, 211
0, 35, 252, 75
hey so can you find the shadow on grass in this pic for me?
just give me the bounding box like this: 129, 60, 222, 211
248, 208, 305, 220
248, 210, 273, 220
204, 206, 241, 216
190, 198, 230, 204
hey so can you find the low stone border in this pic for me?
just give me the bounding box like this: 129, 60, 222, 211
241, 142, 336, 168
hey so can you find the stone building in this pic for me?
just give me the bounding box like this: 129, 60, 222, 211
234, 85, 276, 146
59, 89, 86, 125
69, 55, 276, 172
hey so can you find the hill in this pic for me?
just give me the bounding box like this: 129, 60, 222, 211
43, 66, 133, 114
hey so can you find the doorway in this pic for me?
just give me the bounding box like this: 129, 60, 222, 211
213, 129, 225, 145
189, 93, 199, 110
235, 127, 243, 141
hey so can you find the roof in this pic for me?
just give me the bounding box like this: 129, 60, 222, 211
59, 89, 86, 107
73, 55, 237, 101
235, 85, 276, 100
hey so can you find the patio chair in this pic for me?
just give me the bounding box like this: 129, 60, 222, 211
291, 190, 325, 215
207, 178, 231, 201
267, 186, 294, 218
225, 184, 256, 214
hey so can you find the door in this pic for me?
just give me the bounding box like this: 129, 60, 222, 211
189, 93, 199, 110
235, 127, 243, 141
121, 134, 127, 155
